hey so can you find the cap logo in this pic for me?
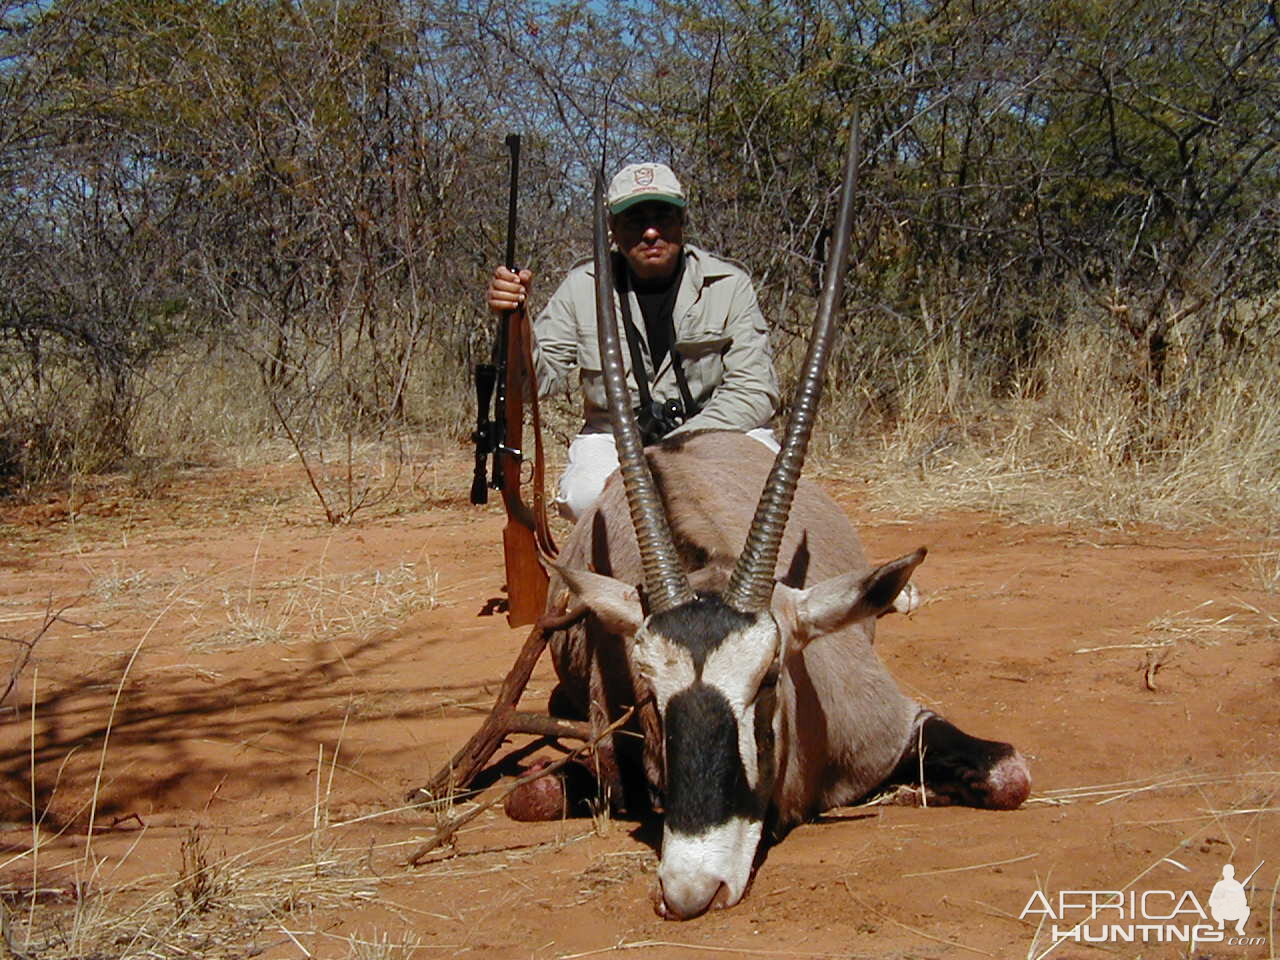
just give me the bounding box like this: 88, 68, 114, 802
606, 162, 685, 212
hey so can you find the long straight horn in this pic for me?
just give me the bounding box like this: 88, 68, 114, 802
592, 175, 694, 613
724, 119, 862, 613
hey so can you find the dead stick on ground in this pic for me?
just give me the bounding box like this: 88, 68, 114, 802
408, 602, 589, 802
2, 600, 78, 709
1142, 648, 1169, 692
406, 706, 634, 867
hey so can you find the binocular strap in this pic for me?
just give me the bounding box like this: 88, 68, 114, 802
614, 259, 698, 424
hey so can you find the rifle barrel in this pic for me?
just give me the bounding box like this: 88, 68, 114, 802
491, 133, 522, 492
504, 134, 521, 270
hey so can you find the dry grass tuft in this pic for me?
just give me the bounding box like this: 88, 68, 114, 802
173, 826, 231, 918
1247, 543, 1280, 594
340, 929, 425, 959
824, 316, 1280, 529
89, 563, 153, 605
1139, 600, 1250, 648
5, 820, 403, 959
192, 560, 440, 652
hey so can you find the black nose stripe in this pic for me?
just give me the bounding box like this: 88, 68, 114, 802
664, 684, 765, 833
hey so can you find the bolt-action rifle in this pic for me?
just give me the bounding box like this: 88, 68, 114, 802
471, 134, 556, 626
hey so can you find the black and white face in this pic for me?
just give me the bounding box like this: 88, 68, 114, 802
560, 551, 926, 918
630, 597, 783, 920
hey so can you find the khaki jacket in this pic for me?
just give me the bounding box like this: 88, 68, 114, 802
533, 244, 780, 437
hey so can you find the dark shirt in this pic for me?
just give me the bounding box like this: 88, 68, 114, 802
629, 254, 684, 371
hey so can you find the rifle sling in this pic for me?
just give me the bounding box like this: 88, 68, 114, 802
518, 311, 558, 561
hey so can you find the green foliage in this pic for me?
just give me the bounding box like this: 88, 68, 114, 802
0, 0, 1276, 511
623, 0, 1278, 407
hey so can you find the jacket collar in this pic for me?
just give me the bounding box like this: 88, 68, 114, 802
672, 245, 716, 326
682, 244, 735, 284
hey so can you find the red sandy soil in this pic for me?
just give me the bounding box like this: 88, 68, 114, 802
0, 447, 1276, 959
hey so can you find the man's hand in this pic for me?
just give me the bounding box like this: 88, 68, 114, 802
487, 266, 532, 316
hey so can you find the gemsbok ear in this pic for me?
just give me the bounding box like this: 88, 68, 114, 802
556, 566, 646, 636
777, 548, 927, 648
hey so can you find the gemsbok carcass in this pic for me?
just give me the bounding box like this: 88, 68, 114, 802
525, 128, 1030, 920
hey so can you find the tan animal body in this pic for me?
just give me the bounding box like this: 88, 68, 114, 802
508, 127, 1028, 921
535, 430, 1028, 919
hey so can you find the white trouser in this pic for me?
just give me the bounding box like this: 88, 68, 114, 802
555, 428, 781, 522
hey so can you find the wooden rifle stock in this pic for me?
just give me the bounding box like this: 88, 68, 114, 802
496, 302, 549, 627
